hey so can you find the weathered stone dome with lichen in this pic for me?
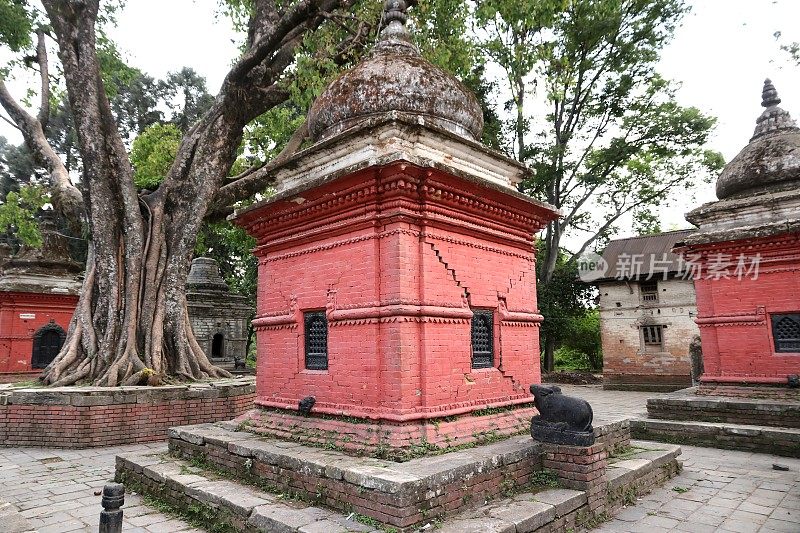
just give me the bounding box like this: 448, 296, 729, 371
716, 79, 800, 200
306, 0, 483, 142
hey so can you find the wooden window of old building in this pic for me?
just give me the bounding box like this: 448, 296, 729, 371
304, 311, 328, 370
640, 325, 664, 353
471, 309, 494, 369
640, 280, 659, 303
772, 314, 800, 353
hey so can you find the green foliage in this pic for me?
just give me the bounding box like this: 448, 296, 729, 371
559, 309, 602, 371
161, 67, 215, 132
0, 0, 33, 53
0, 185, 49, 247
130, 123, 182, 189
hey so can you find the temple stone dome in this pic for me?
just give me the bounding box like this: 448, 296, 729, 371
716, 79, 800, 200
306, 0, 483, 142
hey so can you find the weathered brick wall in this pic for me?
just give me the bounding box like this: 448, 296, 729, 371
0, 379, 255, 448
599, 278, 697, 391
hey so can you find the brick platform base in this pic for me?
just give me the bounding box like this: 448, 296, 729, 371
237, 404, 537, 460
697, 383, 800, 401
0, 378, 255, 448
647, 390, 800, 429
118, 420, 678, 532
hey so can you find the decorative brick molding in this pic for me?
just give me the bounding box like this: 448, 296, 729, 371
0, 378, 255, 448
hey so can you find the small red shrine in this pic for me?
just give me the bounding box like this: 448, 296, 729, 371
0, 215, 81, 382
235, 1, 559, 451
676, 80, 800, 390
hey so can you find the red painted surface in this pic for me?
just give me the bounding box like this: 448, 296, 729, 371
237, 162, 557, 430
0, 291, 77, 376
679, 233, 800, 383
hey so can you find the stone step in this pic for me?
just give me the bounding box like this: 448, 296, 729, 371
435, 441, 682, 533
115, 446, 380, 533
646, 393, 800, 428
631, 417, 800, 457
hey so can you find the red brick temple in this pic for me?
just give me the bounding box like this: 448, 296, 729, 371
675, 80, 800, 395
235, 2, 559, 453
0, 214, 81, 383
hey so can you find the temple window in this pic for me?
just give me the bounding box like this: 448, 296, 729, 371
640, 325, 664, 353
772, 314, 800, 353
471, 309, 494, 369
304, 311, 328, 370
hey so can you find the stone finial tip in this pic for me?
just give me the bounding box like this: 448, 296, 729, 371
762, 78, 781, 108
383, 0, 408, 25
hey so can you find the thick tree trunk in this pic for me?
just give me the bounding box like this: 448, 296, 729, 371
6, 0, 350, 386
42, 202, 231, 386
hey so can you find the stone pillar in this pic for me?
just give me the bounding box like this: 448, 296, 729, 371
542, 443, 608, 515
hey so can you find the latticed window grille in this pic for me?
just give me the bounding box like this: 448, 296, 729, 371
772, 314, 800, 353
471, 309, 494, 369
304, 311, 328, 370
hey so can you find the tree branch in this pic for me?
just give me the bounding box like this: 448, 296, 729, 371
0, 80, 84, 225
212, 118, 309, 211
35, 29, 51, 128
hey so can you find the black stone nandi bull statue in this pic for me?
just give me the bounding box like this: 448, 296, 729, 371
529, 384, 595, 446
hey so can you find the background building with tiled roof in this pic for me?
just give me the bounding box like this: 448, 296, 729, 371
593, 229, 699, 391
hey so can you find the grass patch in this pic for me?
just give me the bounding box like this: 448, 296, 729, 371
671, 486, 690, 493
9, 379, 44, 388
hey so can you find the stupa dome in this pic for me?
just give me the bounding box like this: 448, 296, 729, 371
306, 0, 483, 142
716, 79, 800, 200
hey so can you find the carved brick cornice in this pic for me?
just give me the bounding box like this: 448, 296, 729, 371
695, 306, 767, 328
242, 165, 554, 254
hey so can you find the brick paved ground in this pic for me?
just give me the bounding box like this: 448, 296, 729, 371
0, 385, 796, 532
0, 443, 196, 532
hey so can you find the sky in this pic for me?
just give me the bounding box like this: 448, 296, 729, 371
2, 0, 799, 244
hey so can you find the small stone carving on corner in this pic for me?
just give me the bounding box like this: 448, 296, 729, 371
529, 384, 595, 447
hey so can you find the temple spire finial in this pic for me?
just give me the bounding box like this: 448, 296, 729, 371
761, 78, 781, 108
750, 77, 798, 140
374, 0, 418, 55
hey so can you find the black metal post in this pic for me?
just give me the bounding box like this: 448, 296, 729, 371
99, 482, 125, 533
